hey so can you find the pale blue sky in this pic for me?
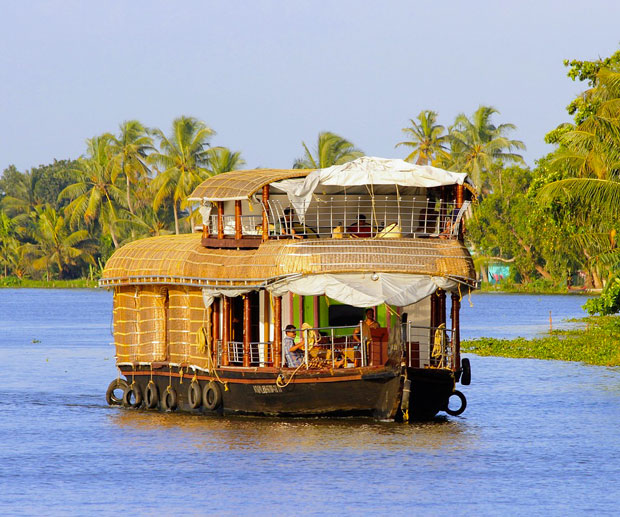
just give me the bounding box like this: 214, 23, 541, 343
1, 0, 618, 173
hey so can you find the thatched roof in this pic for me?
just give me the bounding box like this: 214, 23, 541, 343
188, 169, 313, 202
100, 234, 476, 288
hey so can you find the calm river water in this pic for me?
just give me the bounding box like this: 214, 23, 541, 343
1, 289, 619, 516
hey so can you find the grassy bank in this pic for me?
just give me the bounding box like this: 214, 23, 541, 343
462, 315, 620, 366
0, 277, 98, 288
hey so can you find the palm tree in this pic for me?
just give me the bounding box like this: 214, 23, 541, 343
58, 134, 127, 248
149, 116, 215, 234
0, 168, 44, 223
207, 146, 245, 175
0, 210, 21, 277
110, 120, 154, 215
395, 110, 449, 165
293, 131, 363, 169
21, 204, 95, 280
448, 106, 526, 189
538, 67, 620, 279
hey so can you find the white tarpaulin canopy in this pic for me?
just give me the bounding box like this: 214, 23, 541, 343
268, 272, 459, 307
270, 156, 470, 222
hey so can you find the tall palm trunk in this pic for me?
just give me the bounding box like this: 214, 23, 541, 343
124, 162, 134, 215
173, 202, 179, 235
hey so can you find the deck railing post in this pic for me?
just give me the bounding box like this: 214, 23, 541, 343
274, 296, 282, 368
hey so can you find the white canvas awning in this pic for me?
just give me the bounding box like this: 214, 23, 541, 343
270, 156, 471, 222
268, 272, 460, 307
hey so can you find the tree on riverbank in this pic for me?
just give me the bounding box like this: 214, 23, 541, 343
293, 131, 363, 169
0, 115, 243, 280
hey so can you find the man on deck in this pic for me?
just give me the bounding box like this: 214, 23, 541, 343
283, 324, 305, 367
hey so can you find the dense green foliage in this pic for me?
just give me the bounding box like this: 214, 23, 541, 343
462, 315, 620, 366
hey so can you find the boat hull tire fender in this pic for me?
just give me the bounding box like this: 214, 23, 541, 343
445, 390, 467, 416
203, 381, 222, 410
106, 378, 129, 406
145, 381, 159, 409
460, 358, 471, 385
161, 387, 178, 411
188, 381, 202, 409
122, 383, 143, 409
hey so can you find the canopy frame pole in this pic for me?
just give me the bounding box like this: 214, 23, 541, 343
262, 185, 270, 242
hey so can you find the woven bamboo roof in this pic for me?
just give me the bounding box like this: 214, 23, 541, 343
100, 234, 476, 288
189, 169, 313, 201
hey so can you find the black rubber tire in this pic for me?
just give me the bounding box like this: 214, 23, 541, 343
461, 358, 471, 386
188, 382, 202, 409
145, 381, 159, 409
445, 390, 467, 416
106, 378, 128, 406
122, 383, 143, 409
161, 387, 178, 412
202, 381, 222, 410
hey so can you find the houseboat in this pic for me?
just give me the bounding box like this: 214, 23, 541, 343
102, 156, 476, 420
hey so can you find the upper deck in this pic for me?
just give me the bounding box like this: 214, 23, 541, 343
189, 157, 474, 249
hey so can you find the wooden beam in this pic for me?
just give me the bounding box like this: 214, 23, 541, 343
274, 296, 282, 368
235, 200, 242, 240
217, 202, 224, 240
262, 184, 270, 242
243, 295, 251, 367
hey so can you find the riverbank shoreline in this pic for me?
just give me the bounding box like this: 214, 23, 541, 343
0, 278, 98, 288
462, 315, 620, 366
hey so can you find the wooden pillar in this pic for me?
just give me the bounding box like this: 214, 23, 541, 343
243, 295, 251, 367
262, 185, 270, 242
221, 296, 230, 366
274, 296, 282, 368
263, 290, 271, 363
235, 200, 242, 240
456, 184, 464, 208
438, 289, 446, 326
217, 202, 224, 239
451, 292, 461, 371
212, 298, 220, 365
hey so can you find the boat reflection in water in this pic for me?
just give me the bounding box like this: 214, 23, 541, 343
101, 157, 477, 421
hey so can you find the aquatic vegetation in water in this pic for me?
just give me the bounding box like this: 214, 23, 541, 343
462, 315, 620, 366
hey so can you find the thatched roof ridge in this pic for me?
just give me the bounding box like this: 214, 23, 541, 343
189, 168, 313, 201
